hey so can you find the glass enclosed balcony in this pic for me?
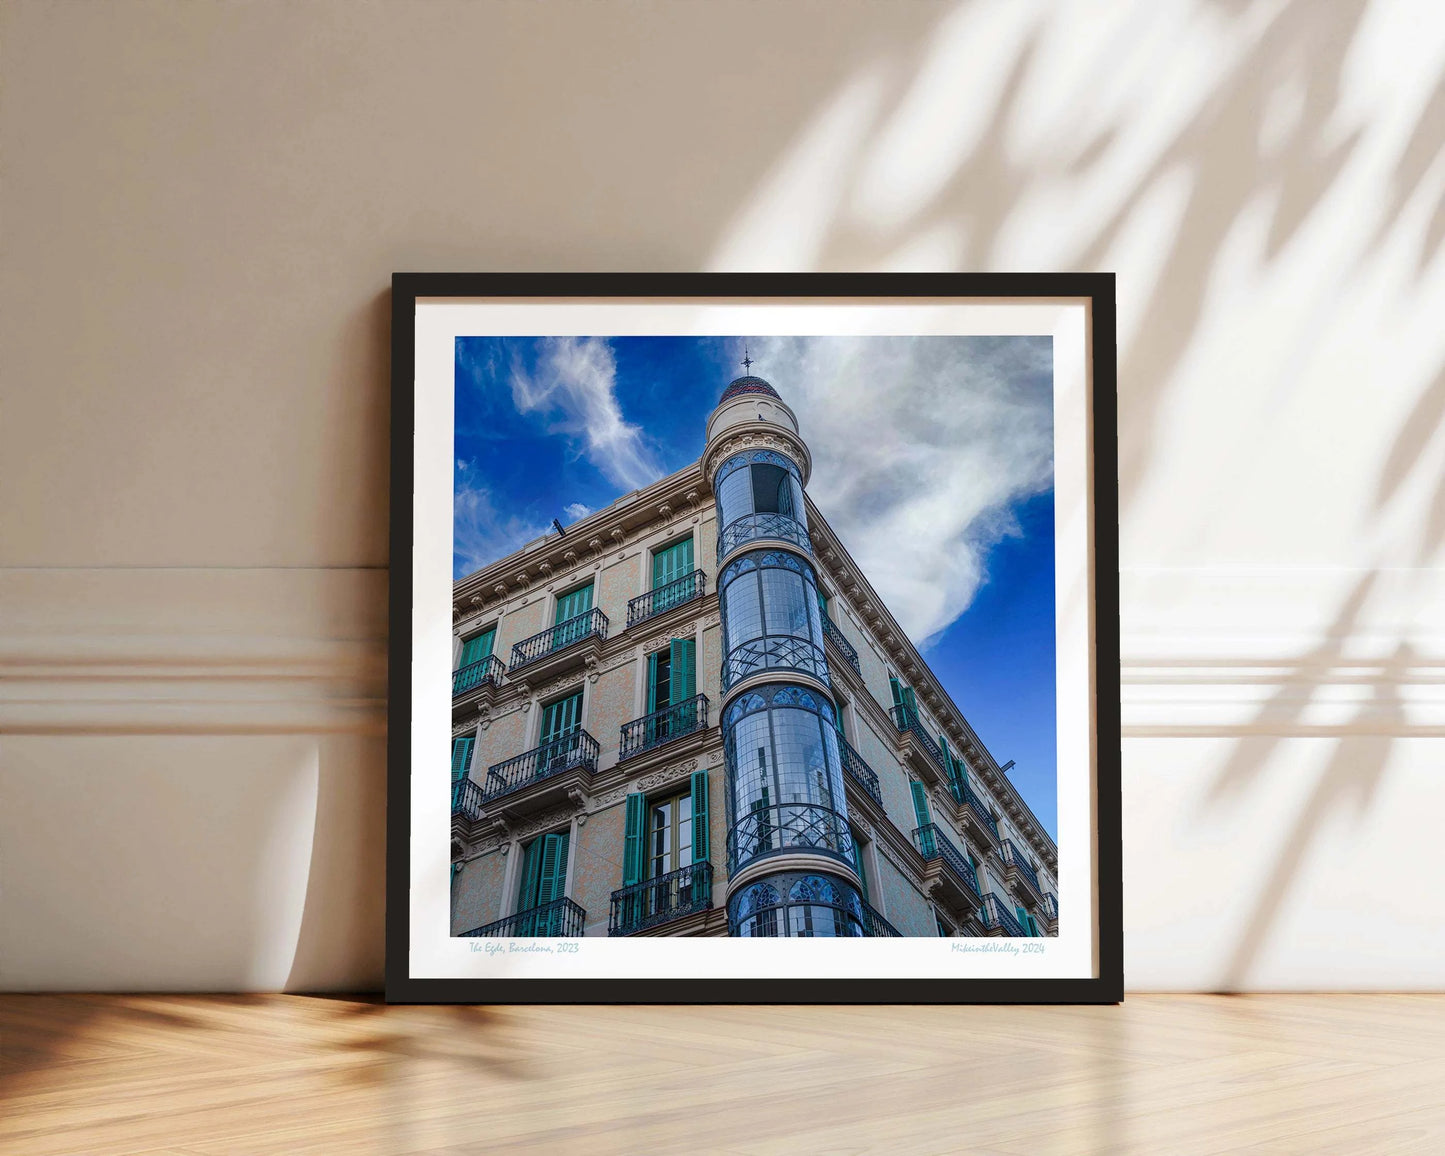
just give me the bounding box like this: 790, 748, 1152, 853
608, 862, 713, 935
719, 550, 830, 691
459, 896, 585, 938
618, 693, 709, 761
625, 569, 706, 629
713, 449, 811, 561
727, 871, 872, 937
726, 802, 856, 875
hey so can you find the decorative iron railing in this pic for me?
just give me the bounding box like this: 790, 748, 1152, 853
608, 862, 713, 935
460, 896, 586, 939
722, 634, 829, 691
482, 728, 600, 802
509, 608, 609, 671
980, 893, 1029, 938
952, 777, 1002, 842
1000, 839, 1043, 895
452, 776, 484, 821
452, 654, 505, 696
912, 823, 983, 905
889, 705, 950, 778
626, 569, 706, 628
838, 736, 884, 806
821, 616, 861, 674
860, 899, 901, 937
717, 512, 811, 560
727, 802, 855, 874
619, 694, 708, 761
1045, 892, 1059, 921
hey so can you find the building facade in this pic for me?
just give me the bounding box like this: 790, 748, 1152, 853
450, 373, 1059, 938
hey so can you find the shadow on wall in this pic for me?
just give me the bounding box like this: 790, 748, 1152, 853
706, 0, 1445, 986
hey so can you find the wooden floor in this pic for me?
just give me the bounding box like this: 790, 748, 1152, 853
0, 995, 1441, 1155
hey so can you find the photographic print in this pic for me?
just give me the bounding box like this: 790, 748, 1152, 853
389, 274, 1120, 1002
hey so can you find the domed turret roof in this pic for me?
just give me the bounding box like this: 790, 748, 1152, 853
719, 375, 781, 403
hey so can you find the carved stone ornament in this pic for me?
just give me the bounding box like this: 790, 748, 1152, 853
538, 561, 553, 578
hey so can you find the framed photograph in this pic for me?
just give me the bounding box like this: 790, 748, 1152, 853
387, 273, 1120, 1003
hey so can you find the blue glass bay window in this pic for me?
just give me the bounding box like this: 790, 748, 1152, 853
714, 450, 810, 558
719, 549, 828, 689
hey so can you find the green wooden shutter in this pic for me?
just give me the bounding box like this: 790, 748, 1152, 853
622, 793, 646, 887
450, 736, 475, 783
537, 833, 569, 906
910, 781, 932, 827
690, 770, 709, 865
459, 628, 495, 666
669, 637, 696, 704
901, 685, 919, 726
646, 651, 661, 714
850, 828, 869, 901
555, 583, 593, 624
1016, 905, 1031, 937
652, 538, 694, 589
518, 837, 544, 914
889, 676, 905, 709
817, 587, 829, 620
541, 690, 582, 743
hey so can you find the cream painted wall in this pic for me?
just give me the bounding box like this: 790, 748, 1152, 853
2, 0, 1442, 991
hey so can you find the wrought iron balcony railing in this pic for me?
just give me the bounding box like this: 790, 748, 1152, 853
452, 776, 484, 821
838, 735, 884, 806
460, 896, 586, 938
889, 705, 950, 778
727, 802, 855, 875
717, 512, 811, 560
912, 823, 983, 905
1045, 892, 1059, 921
861, 898, 901, 937
980, 893, 1029, 937
952, 776, 1002, 842
821, 616, 861, 674
482, 728, 600, 802
509, 608, 609, 671
619, 694, 708, 761
626, 569, 706, 629
452, 654, 505, 696
1000, 839, 1043, 894
608, 862, 713, 935
722, 634, 829, 691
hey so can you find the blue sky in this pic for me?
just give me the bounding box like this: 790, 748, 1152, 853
455, 334, 1057, 837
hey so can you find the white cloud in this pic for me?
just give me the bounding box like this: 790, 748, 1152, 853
563, 502, 593, 521
746, 336, 1053, 646
453, 482, 550, 579
511, 337, 663, 490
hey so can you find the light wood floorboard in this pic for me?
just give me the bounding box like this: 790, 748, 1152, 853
0, 995, 1441, 1155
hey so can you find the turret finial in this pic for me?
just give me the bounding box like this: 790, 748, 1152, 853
741, 346, 752, 373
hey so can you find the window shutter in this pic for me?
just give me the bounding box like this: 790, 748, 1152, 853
646, 651, 661, 714
1016, 905, 1031, 936
669, 638, 696, 704
450, 736, 475, 783
889, 676, 904, 709
690, 770, 709, 866
622, 793, 646, 887
460, 628, 495, 666
537, 833, 568, 907
910, 780, 932, 828
851, 829, 869, 901
901, 685, 919, 725
518, 837, 544, 914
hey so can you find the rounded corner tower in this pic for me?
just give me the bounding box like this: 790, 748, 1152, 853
703, 371, 872, 936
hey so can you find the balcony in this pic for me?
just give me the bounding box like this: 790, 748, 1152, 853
626, 569, 706, 629
619, 694, 709, 761
949, 776, 1002, 852
452, 776, 484, 822
999, 839, 1046, 910
480, 728, 600, 816
889, 705, 951, 789
727, 802, 855, 875
860, 899, 901, 937
821, 616, 861, 675
608, 862, 713, 935
717, 512, 811, 561
837, 735, 884, 807
460, 896, 586, 938
980, 893, 1030, 938
913, 823, 983, 918
452, 654, 505, 696
722, 635, 829, 692
508, 608, 608, 683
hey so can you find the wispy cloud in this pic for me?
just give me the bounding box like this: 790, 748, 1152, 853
510, 337, 663, 490
453, 481, 550, 579
746, 336, 1053, 645
563, 502, 593, 521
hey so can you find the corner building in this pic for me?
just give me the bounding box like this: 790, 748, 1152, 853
450, 373, 1059, 940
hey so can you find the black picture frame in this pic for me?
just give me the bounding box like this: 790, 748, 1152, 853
387, 272, 1121, 1004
